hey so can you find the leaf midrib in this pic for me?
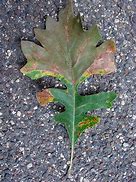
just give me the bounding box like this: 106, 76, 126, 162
69, 84, 75, 172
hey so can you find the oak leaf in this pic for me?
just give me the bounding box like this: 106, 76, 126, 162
20, 1, 117, 175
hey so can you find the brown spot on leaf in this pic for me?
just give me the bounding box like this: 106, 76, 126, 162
107, 40, 116, 52
36, 89, 54, 106
79, 117, 98, 127
77, 131, 81, 137
79, 119, 90, 127
93, 117, 98, 122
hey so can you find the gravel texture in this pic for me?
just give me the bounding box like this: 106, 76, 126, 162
0, 0, 136, 181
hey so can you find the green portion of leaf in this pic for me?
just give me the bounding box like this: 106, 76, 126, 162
76, 91, 117, 114
24, 70, 63, 80
50, 84, 117, 145
55, 113, 100, 144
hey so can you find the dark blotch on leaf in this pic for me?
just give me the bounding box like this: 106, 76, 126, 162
96, 40, 104, 47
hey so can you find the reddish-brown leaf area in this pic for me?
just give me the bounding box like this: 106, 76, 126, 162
79, 117, 98, 127
79, 119, 91, 127
36, 89, 54, 106
84, 40, 116, 77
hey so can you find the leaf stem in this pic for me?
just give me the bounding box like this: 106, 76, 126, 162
68, 83, 75, 176
68, 142, 74, 176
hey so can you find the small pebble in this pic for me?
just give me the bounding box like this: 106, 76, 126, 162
58, 136, 63, 140
84, 179, 90, 182
80, 177, 84, 182
123, 143, 129, 148
27, 163, 33, 169
132, 162, 136, 167
17, 111, 21, 117
121, 100, 125, 106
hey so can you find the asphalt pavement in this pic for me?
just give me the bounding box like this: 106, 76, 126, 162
0, 0, 136, 181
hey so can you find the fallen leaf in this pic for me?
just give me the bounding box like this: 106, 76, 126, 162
20, 1, 117, 175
